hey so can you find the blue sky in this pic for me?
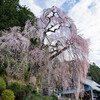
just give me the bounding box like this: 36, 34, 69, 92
20, 0, 100, 67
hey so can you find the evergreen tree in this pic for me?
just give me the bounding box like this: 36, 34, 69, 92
0, 0, 35, 31
88, 64, 100, 84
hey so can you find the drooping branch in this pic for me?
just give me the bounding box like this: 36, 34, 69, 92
49, 46, 68, 60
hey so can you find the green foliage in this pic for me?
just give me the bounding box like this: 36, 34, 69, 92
36, 72, 42, 90
0, 77, 6, 89
23, 66, 31, 81
52, 94, 58, 100
15, 90, 26, 100
30, 38, 41, 47
32, 88, 37, 94
1, 89, 15, 100
0, 31, 2, 37
26, 84, 33, 91
0, 87, 5, 96
9, 82, 26, 99
88, 64, 100, 84
29, 93, 53, 100
0, 49, 12, 76
42, 96, 53, 100
0, 0, 35, 31
0, 59, 8, 76
3, 77, 8, 87
45, 45, 49, 51
15, 85, 34, 100
9, 82, 26, 92
9, 82, 21, 91
7, 81, 53, 100
65, 98, 68, 100
9, 82, 34, 100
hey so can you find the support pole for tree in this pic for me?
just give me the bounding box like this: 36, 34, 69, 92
89, 90, 93, 100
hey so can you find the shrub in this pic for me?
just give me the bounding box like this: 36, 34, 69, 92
32, 93, 42, 100
9, 82, 33, 100
1, 89, 15, 100
52, 94, 58, 100
0, 59, 8, 76
23, 66, 31, 81
32, 88, 37, 94
65, 98, 68, 100
26, 84, 33, 91
0, 77, 6, 89
9, 82, 26, 92
9, 82, 21, 91
31, 93, 53, 100
0, 87, 5, 96
3, 77, 8, 87
42, 96, 53, 100
15, 87, 32, 100
15, 90, 26, 100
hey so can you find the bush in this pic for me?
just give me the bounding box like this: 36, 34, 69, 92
42, 96, 53, 100
9, 82, 34, 100
9, 82, 21, 91
0, 59, 8, 76
32, 88, 37, 94
0, 77, 6, 89
1, 89, 15, 100
30, 93, 53, 100
15, 90, 26, 100
0, 87, 5, 96
23, 66, 31, 81
32, 93, 42, 100
52, 94, 58, 100
26, 84, 33, 92
15, 87, 32, 100
9, 82, 26, 92
3, 77, 8, 87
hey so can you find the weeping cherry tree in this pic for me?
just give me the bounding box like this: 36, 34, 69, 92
37, 6, 89, 99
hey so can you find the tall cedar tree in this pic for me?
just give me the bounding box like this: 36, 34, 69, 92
0, 0, 35, 31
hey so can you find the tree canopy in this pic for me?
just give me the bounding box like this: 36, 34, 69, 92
88, 64, 100, 84
0, 0, 35, 31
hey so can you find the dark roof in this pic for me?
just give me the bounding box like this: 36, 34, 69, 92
59, 90, 75, 94
83, 79, 100, 91
59, 79, 100, 95
59, 89, 82, 95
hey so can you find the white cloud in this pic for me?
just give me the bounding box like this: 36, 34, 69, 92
19, 0, 43, 16
68, 0, 100, 66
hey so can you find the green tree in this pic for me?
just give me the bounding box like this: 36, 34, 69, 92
0, 0, 35, 31
88, 64, 100, 84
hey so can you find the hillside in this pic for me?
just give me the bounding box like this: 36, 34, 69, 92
88, 64, 100, 84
